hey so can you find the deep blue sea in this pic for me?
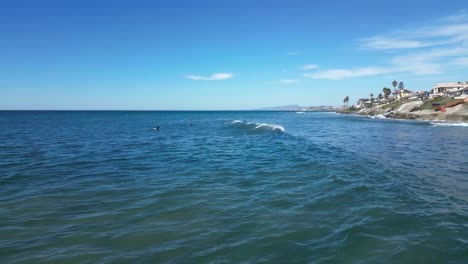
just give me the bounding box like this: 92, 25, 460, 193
1, 111, 467, 263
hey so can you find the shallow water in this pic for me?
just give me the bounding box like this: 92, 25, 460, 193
1, 111, 467, 263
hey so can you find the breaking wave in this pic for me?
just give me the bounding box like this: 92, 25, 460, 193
227, 120, 285, 132
430, 122, 468, 127
368, 114, 386, 119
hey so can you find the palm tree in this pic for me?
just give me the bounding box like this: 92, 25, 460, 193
378, 93, 383, 102
370, 93, 374, 103
392, 80, 398, 89
383, 87, 391, 99
398, 81, 405, 90
343, 96, 349, 107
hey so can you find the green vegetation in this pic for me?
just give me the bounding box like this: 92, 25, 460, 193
340, 105, 357, 112
382, 87, 391, 98
413, 96, 459, 111
381, 100, 405, 110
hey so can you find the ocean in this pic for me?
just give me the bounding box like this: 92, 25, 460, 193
1, 111, 467, 263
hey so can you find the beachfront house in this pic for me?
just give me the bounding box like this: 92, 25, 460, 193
454, 87, 468, 99
411, 91, 431, 100
356, 98, 371, 108
392, 89, 413, 101
432, 82, 468, 96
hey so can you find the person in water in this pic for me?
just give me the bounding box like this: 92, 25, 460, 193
156, 126, 160, 131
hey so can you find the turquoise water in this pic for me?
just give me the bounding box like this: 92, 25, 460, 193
1, 111, 467, 263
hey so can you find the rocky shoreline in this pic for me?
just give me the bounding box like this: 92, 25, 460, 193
338, 100, 468, 122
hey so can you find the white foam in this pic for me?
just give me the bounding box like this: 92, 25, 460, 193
227, 120, 285, 132
368, 114, 386, 119
430, 122, 468, 127
230, 120, 243, 124
296, 111, 305, 114
254, 123, 286, 132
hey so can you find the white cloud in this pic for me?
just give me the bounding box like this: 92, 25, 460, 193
280, 79, 299, 84
304, 57, 446, 80
389, 46, 468, 75
299, 64, 319, 70
439, 11, 468, 22
360, 12, 468, 51
310, 11, 468, 80
304, 67, 395, 80
391, 47, 468, 63
185, 72, 234, 81
360, 37, 449, 50
450, 57, 468, 67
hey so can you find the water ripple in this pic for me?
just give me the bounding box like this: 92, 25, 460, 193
0, 111, 467, 263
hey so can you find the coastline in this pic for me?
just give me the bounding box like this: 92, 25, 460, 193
338, 100, 468, 123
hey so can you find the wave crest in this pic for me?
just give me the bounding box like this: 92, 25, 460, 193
227, 120, 285, 133
430, 122, 468, 127
368, 114, 386, 119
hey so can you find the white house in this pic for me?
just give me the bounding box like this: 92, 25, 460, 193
454, 87, 468, 99
432, 82, 468, 96
356, 98, 371, 108
392, 89, 413, 100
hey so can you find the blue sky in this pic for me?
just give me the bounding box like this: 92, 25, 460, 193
1, 0, 468, 110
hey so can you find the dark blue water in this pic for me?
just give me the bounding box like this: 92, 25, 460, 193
1, 111, 467, 263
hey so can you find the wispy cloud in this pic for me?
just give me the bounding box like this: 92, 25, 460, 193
389, 46, 468, 74
305, 67, 395, 80
309, 11, 468, 80
438, 10, 468, 23
450, 57, 468, 67
305, 56, 447, 80
287, 51, 302, 56
360, 37, 449, 50
185, 73, 234, 81
280, 79, 299, 84
359, 13, 468, 51
299, 64, 319, 70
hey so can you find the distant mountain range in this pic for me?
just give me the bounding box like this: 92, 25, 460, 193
255, 105, 338, 111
